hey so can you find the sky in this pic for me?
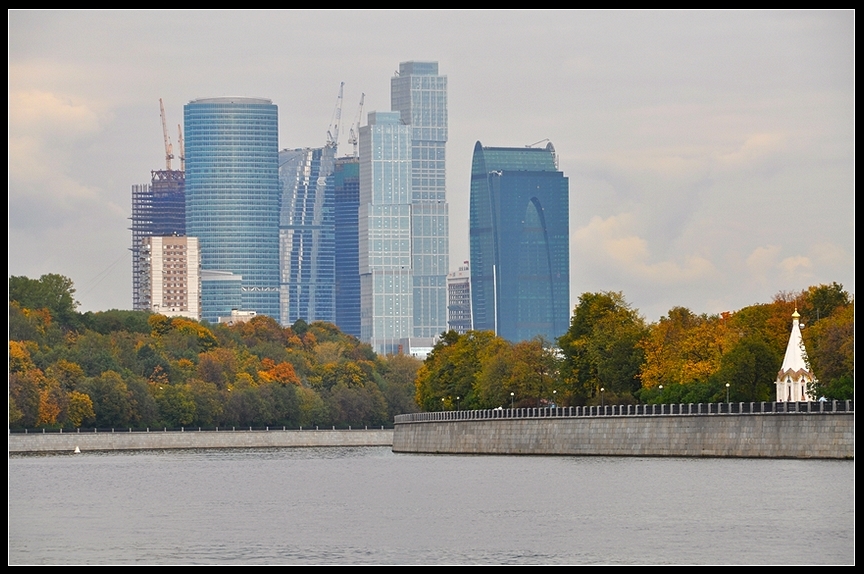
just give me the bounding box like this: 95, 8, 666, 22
8, 10, 855, 323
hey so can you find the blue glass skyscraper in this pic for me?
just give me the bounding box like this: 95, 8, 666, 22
184, 97, 281, 320
391, 61, 449, 340
469, 142, 570, 343
278, 146, 336, 326
332, 156, 361, 338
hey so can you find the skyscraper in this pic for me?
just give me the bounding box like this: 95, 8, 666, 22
359, 111, 413, 355
469, 141, 570, 343
278, 146, 336, 326
332, 156, 361, 338
391, 61, 449, 341
184, 97, 281, 320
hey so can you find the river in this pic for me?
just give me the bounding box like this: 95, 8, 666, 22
8, 447, 854, 565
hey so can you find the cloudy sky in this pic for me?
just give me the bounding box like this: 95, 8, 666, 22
9, 10, 854, 322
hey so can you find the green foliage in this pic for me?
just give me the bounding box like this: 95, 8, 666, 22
79, 309, 152, 335
9, 273, 79, 328
415, 330, 505, 411
711, 336, 779, 402
558, 292, 647, 405
805, 301, 854, 400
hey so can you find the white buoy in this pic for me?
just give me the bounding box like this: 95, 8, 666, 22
74, 446, 81, 454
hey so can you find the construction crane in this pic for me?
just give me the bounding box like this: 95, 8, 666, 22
159, 98, 174, 170
177, 124, 185, 172
326, 82, 345, 150
347, 92, 365, 159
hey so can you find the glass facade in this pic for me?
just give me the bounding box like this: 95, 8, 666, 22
184, 97, 280, 320
359, 111, 413, 355
332, 157, 361, 338
470, 142, 570, 343
391, 61, 449, 339
200, 270, 243, 324
278, 146, 336, 326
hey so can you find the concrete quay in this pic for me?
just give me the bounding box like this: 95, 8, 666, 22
393, 402, 854, 459
9, 427, 394, 454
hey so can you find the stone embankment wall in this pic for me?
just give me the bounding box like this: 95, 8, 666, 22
393, 403, 854, 459
9, 428, 394, 454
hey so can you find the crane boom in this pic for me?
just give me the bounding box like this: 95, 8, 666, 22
177, 124, 185, 172
326, 82, 345, 150
347, 92, 365, 159
159, 98, 174, 170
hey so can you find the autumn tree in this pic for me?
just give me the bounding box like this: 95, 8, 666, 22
804, 301, 854, 400
558, 292, 647, 405
9, 273, 80, 328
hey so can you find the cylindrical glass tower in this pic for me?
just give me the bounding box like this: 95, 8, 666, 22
184, 97, 280, 321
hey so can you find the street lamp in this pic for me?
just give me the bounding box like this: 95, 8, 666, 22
456, 396, 460, 411
510, 392, 515, 409
552, 389, 557, 408
600, 387, 605, 409
726, 383, 730, 403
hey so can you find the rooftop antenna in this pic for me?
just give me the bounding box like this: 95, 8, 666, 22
159, 98, 174, 170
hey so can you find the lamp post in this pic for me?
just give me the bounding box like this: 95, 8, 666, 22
600, 387, 605, 409
510, 392, 515, 409
456, 396, 460, 411
659, 385, 663, 404
726, 383, 730, 403
442, 397, 445, 411
552, 389, 557, 408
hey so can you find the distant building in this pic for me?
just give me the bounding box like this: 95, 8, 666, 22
332, 156, 361, 338
184, 97, 281, 320
775, 309, 816, 402
139, 235, 200, 320
217, 309, 258, 326
130, 169, 185, 310
447, 261, 472, 334
278, 146, 337, 326
469, 141, 570, 343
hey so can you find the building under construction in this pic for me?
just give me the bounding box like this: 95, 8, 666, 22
131, 100, 186, 311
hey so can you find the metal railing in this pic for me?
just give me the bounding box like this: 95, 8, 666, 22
394, 400, 854, 424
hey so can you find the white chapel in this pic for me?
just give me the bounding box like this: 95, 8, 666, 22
775, 309, 816, 402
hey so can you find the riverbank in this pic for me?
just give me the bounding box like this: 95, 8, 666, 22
394, 402, 854, 459
9, 427, 394, 453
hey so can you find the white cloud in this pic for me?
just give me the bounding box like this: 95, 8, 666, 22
573, 213, 718, 285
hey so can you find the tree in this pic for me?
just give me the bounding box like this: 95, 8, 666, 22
9, 274, 80, 328
712, 336, 779, 402
558, 292, 647, 405
804, 301, 854, 400
415, 330, 504, 411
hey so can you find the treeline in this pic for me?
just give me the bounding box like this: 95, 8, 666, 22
9, 274, 420, 430
417, 285, 853, 410
8, 274, 854, 429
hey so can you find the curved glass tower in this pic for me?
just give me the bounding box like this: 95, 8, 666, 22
469, 141, 570, 343
184, 97, 281, 320
278, 145, 336, 326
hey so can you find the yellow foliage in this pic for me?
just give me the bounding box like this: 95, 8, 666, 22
9, 340, 35, 373
66, 391, 95, 428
